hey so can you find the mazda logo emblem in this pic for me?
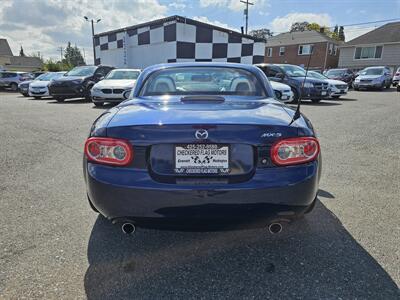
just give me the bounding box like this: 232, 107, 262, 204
195, 129, 208, 140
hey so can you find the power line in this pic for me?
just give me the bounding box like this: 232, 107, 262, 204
273, 17, 400, 34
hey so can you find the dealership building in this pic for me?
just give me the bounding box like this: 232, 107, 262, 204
93, 15, 266, 69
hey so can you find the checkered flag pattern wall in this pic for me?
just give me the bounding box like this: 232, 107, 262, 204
94, 17, 265, 68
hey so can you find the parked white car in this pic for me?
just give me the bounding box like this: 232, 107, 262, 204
269, 81, 293, 102
308, 71, 348, 99
392, 67, 400, 87
91, 69, 141, 106
29, 72, 66, 99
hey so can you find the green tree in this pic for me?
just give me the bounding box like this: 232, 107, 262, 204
290, 21, 309, 32
249, 28, 273, 40
62, 42, 85, 67
339, 26, 345, 41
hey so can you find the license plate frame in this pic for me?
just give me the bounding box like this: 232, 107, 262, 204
174, 144, 230, 175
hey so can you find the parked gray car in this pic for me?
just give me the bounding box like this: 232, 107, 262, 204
0, 71, 32, 91
353, 66, 392, 90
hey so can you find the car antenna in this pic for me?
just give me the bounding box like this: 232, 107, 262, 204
289, 47, 313, 125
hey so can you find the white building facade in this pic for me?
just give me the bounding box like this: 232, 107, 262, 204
94, 16, 265, 69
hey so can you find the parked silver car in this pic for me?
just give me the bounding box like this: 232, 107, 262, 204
0, 71, 32, 91
353, 66, 392, 90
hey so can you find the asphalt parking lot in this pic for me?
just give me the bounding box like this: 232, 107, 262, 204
0, 90, 399, 299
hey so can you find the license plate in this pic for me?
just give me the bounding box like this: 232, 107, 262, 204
321, 91, 327, 96
175, 144, 229, 174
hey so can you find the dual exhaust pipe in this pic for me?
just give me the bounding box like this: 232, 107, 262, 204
121, 222, 136, 234
268, 222, 283, 234
121, 221, 283, 234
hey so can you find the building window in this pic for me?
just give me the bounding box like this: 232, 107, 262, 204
328, 43, 333, 55
354, 46, 383, 59
298, 44, 313, 55
267, 47, 272, 57
279, 47, 285, 56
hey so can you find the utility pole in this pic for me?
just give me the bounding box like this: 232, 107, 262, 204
240, 0, 253, 34
84, 16, 101, 65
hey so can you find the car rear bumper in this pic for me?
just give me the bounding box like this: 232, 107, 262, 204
330, 87, 348, 96
91, 90, 125, 102
29, 87, 49, 97
353, 82, 382, 88
48, 85, 85, 98
85, 160, 320, 221
300, 88, 329, 100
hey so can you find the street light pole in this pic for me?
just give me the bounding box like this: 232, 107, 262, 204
84, 16, 101, 65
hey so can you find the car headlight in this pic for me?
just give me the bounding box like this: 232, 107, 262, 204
303, 82, 314, 88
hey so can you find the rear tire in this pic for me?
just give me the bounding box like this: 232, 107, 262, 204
304, 198, 317, 214
87, 195, 99, 213
56, 97, 65, 102
311, 99, 321, 103
94, 102, 104, 107
34, 96, 41, 100
23, 94, 29, 97
10, 83, 18, 91
354, 87, 359, 91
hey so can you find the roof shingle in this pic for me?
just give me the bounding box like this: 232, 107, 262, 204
266, 30, 340, 47
344, 22, 400, 46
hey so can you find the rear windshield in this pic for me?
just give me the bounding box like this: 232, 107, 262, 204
140, 67, 266, 97
106, 70, 140, 80
309, 71, 327, 80
36, 72, 65, 81
65, 66, 96, 77
278, 65, 306, 77
326, 69, 345, 76
360, 68, 384, 75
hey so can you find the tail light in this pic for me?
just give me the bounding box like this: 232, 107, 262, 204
271, 137, 320, 166
84, 137, 133, 166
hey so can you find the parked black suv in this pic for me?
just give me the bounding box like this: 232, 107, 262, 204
48, 65, 114, 102
256, 63, 330, 103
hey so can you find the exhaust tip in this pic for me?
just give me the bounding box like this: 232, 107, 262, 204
268, 222, 282, 234
122, 223, 136, 234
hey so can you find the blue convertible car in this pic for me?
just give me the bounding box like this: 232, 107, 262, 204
83, 63, 321, 233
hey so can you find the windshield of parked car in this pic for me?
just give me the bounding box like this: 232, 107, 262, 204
326, 69, 345, 76
36, 72, 65, 81
278, 65, 306, 77
360, 68, 384, 76
309, 71, 327, 80
106, 70, 140, 80
140, 67, 266, 97
65, 66, 97, 77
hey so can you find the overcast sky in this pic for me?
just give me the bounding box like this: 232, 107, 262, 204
1, 0, 399, 63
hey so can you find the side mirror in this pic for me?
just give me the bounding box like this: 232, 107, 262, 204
274, 90, 282, 99
123, 89, 132, 100
275, 73, 285, 79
